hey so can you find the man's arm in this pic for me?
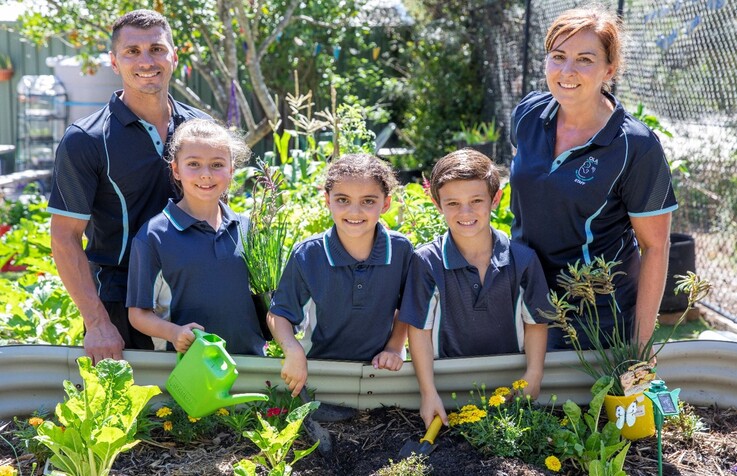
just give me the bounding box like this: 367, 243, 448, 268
50, 214, 124, 364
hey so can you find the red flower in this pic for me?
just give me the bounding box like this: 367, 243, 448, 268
266, 407, 284, 418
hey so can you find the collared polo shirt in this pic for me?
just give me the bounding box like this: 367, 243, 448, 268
126, 200, 265, 355
398, 228, 552, 358
269, 223, 413, 361
48, 91, 210, 302
509, 91, 677, 334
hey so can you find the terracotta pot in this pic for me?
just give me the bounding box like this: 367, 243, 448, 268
603, 392, 656, 440
0, 69, 13, 81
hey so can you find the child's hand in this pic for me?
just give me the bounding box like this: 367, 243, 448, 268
372, 350, 404, 371
172, 322, 205, 353
281, 351, 308, 397
420, 391, 447, 429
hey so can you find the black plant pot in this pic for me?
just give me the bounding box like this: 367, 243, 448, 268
659, 233, 696, 312
251, 291, 274, 341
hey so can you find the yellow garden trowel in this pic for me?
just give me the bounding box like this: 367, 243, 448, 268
398, 415, 443, 459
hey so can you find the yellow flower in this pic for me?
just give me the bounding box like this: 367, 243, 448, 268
28, 417, 44, 427
188, 416, 200, 423
545, 455, 562, 472
216, 408, 230, 416
156, 406, 172, 418
494, 387, 511, 397
163, 421, 173, 432
460, 404, 479, 413
512, 379, 528, 391
448, 412, 461, 427
560, 417, 569, 427
0, 465, 18, 476
488, 395, 505, 407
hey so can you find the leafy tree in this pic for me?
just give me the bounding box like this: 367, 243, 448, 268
12, 0, 367, 146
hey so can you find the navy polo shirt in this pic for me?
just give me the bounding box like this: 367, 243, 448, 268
48, 91, 210, 302
126, 200, 266, 355
510, 91, 677, 338
398, 228, 552, 358
269, 224, 413, 361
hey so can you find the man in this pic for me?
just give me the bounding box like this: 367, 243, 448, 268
48, 9, 210, 364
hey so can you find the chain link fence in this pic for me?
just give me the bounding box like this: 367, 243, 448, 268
481, 0, 737, 319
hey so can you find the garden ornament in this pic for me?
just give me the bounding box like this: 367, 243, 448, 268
166, 329, 268, 418
398, 415, 443, 459
644, 379, 681, 476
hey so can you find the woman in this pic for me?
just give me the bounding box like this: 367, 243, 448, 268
510, 5, 677, 351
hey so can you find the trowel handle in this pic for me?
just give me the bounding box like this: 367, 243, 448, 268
420, 415, 443, 444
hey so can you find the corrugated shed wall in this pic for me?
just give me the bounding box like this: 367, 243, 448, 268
0, 22, 78, 155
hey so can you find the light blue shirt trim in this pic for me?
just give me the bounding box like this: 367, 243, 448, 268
322, 233, 335, 266
139, 119, 165, 156
380, 225, 392, 265
629, 204, 679, 217
440, 234, 450, 270
46, 207, 90, 221
162, 207, 185, 231
581, 126, 629, 263
102, 113, 130, 265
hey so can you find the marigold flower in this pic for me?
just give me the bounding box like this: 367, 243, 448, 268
488, 395, 505, 407
188, 416, 200, 423
545, 455, 562, 472
156, 407, 172, 418
494, 387, 511, 397
512, 379, 528, 391
28, 417, 44, 427
216, 408, 230, 416
163, 421, 173, 432
0, 465, 17, 476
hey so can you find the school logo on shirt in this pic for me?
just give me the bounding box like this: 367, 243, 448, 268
575, 157, 598, 184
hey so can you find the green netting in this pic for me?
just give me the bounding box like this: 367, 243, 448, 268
485, 0, 737, 318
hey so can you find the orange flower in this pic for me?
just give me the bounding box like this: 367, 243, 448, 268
28, 417, 44, 427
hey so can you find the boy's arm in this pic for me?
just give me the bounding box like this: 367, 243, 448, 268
128, 307, 203, 353
409, 326, 447, 428
267, 311, 307, 397
520, 322, 547, 399
372, 311, 408, 371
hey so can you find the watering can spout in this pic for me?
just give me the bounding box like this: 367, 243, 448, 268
221, 392, 270, 407
166, 329, 268, 418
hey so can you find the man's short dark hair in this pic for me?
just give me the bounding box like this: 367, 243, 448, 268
111, 9, 174, 51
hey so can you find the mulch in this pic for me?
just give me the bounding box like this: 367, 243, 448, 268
3, 404, 736, 475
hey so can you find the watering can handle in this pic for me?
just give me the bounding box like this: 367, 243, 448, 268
176, 328, 209, 362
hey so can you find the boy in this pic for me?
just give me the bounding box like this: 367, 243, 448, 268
399, 149, 552, 429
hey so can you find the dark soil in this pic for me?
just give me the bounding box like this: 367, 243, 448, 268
3, 405, 736, 475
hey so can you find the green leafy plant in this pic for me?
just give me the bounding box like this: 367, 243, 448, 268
374, 454, 431, 476
553, 376, 630, 475
33, 357, 161, 476
243, 160, 294, 296
233, 401, 320, 476
664, 401, 708, 440
0, 53, 12, 70
150, 401, 220, 444
544, 258, 712, 396
8, 413, 53, 468
447, 380, 563, 469
452, 119, 500, 145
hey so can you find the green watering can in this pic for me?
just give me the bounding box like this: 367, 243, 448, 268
166, 329, 268, 418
